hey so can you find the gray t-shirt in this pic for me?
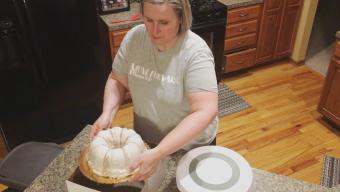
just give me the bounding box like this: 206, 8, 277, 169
112, 24, 218, 150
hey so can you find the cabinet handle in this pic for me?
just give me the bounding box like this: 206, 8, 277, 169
235, 60, 245, 64
237, 41, 244, 45
239, 13, 249, 17
238, 28, 247, 32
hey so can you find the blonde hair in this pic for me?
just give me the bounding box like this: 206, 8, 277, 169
140, 0, 192, 34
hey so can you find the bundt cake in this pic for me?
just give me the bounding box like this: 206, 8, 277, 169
87, 127, 147, 178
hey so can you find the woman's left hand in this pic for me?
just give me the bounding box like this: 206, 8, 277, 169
130, 148, 163, 181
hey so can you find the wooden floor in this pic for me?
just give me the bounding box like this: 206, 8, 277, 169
1, 60, 340, 187
218, 60, 340, 185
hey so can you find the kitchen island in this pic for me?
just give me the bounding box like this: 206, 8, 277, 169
24, 125, 339, 192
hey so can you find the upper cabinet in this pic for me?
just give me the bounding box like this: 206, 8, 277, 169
318, 39, 340, 126
256, 0, 303, 64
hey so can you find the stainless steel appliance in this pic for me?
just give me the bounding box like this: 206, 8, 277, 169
190, 0, 227, 82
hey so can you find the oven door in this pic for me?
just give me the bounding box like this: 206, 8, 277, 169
192, 20, 226, 82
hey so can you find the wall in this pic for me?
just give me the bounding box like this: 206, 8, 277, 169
291, 0, 318, 62
305, 0, 340, 60
291, 0, 340, 62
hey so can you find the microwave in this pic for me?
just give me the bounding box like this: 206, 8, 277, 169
96, 0, 130, 15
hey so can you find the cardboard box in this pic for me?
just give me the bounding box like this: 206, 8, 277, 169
66, 168, 143, 192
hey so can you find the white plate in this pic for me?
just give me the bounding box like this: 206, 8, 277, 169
176, 146, 253, 192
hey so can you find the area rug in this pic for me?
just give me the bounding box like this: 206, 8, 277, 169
320, 155, 340, 188
218, 83, 251, 117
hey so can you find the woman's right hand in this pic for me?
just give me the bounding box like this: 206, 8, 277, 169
90, 113, 112, 139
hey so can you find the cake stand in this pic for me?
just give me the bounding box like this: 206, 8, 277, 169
79, 146, 138, 184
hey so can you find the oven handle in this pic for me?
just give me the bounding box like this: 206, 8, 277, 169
191, 20, 226, 31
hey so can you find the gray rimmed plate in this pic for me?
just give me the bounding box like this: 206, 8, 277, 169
176, 146, 253, 192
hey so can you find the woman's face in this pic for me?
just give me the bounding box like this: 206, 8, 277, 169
143, 2, 181, 51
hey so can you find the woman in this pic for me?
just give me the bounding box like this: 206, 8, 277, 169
90, 0, 218, 183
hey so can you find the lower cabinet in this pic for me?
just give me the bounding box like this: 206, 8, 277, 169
318, 39, 340, 126
223, 4, 262, 73
256, 0, 302, 65
109, 28, 130, 60
224, 48, 256, 73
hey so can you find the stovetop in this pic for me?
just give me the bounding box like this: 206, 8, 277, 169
189, 0, 227, 26
190, 0, 227, 14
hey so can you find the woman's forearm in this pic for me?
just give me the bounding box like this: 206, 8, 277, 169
102, 72, 127, 119
155, 92, 218, 158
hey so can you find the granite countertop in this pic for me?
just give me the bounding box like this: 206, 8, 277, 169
100, 0, 263, 31
336, 31, 340, 39
24, 125, 340, 192
218, 0, 263, 9
100, 3, 143, 31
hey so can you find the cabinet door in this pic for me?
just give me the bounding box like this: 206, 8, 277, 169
275, 0, 302, 58
318, 58, 340, 126
255, 0, 283, 64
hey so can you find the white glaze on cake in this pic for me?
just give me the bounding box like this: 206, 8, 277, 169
88, 127, 146, 177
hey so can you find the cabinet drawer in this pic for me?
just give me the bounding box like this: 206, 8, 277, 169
224, 33, 256, 52
111, 29, 129, 47
334, 40, 340, 58
226, 19, 258, 38
287, 0, 301, 6
227, 4, 261, 24
224, 48, 256, 72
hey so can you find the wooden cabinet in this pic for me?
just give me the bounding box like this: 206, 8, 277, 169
109, 28, 130, 60
318, 39, 340, 126
275, 0, 302, 58
224, 48, 256, 73
224, 4, 262, 73
109, 29, 132, 104
256, 0, 302, 64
